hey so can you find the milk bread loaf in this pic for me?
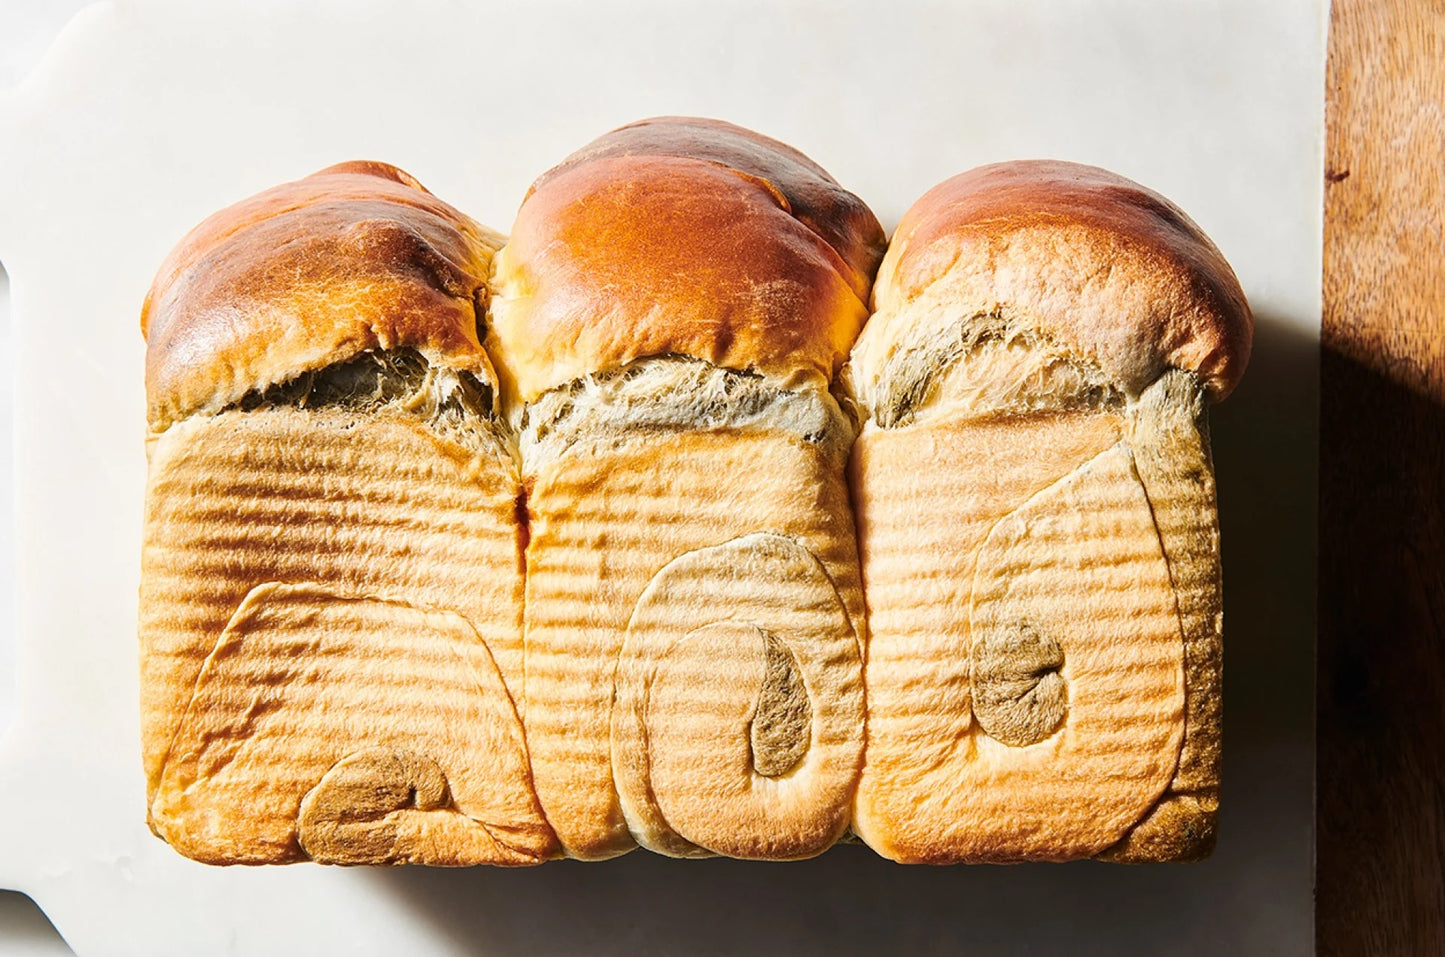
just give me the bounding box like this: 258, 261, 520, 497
844, 160, 1252, 863
138, 143, 1253, 868
491, 117, 886, 859
140, 162, 556, 865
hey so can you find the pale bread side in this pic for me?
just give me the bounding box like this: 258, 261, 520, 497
141, 407, 553, 865
521, 422, 865, 859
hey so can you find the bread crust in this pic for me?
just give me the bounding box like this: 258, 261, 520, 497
142, 161, 503, 430
846, 162, 1247, 864
504, 121, 879, 859
490, 118, 883, 404
850, 412, 1191, 861
521, 429, 865, 859
526, 116, 886, 301
856, 160, 1252, 402
141, 407, 551, 865
139, 162, 550, 866
1100, 371, 1224, 862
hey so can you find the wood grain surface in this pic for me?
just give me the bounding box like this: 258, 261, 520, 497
1320, 0, 1445, 952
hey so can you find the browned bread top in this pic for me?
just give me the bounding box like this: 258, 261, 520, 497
527, 117, 886, 301
141, 161, 503, 430
863, 160, 1253, 401
491, 117, 886, 403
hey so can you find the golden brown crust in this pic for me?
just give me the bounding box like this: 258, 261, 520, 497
526, 117, 886, 301
491, 119, 884, 403
142, 161, 504, 430
866, 160, 1253, 400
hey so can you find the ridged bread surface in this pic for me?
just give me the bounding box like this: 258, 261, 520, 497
522, 428, 865, 860
851, 409, 1190, 862
1100, 372, 1224, 861
139, 406, 554, 865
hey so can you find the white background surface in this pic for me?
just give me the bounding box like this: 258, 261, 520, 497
0, 1, 1323, 953
2, 0, 94, 949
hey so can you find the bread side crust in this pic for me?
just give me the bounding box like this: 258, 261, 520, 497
522, 428, 865, 859
853, 410, 1193, 862
140, 406, 551, 865
1101, 372, 1223, 861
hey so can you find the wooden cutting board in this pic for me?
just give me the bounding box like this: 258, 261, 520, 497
1318, 0, 1445, 951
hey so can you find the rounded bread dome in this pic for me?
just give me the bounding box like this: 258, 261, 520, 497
526, 116, 886, 302
861, 160, 1253, 402
142, 161, 503, 429
490, 117, 886, 404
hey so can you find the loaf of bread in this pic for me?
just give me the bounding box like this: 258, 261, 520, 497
491, 117, 886, 859
138, 131, 1251, 867
139, 161, 555, 865
843, 160, 1252, 862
